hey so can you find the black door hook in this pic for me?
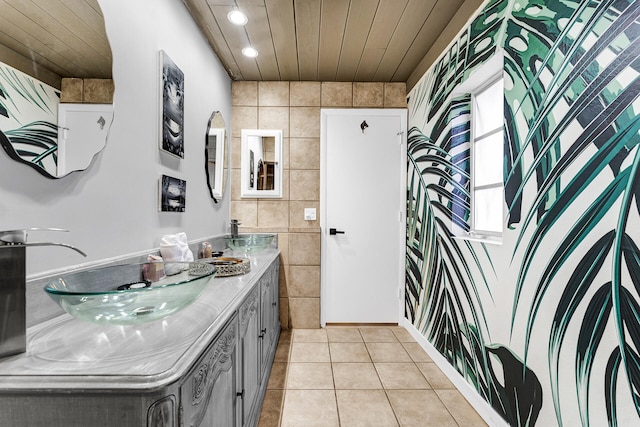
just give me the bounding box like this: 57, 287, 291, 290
360, 120, 368, 133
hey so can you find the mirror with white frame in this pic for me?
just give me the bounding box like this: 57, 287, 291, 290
205, 111, 227, 202
241, 129, 283, 198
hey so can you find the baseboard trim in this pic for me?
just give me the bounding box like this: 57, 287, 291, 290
325, 323, 399, 327
400, 319, 510, 427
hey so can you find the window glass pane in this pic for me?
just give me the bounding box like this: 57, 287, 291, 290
474, 187, 503, 233
473, 131, 503, 187
474, 78, 503, 136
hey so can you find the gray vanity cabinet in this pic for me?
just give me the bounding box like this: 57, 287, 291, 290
179, 314, 239, 427
238, 258, 281, 427
0, 250, 280, 427
238, 286, 261, 426
180, 257, 280, 427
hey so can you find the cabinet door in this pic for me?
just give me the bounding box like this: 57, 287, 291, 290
269, 261, 280, 343
238, 286, 260, 425
260, 260, 280, 375
180, 315, 238, 427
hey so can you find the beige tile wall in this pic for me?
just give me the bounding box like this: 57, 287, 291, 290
60, 78, 114, 103
231, 81, 406, 329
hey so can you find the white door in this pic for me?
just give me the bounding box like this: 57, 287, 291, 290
321, 109, 406, 324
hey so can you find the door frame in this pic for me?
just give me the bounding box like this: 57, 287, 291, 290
320, 108, 407, 327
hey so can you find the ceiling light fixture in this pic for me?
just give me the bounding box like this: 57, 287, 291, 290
242, 47, 259, 58
227, 10, 248, 26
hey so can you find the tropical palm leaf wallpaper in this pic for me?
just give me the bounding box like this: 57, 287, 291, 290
0, 62, 60, 178
407, 0, 640, 425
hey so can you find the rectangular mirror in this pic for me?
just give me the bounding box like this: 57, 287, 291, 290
241, 129, 283, 198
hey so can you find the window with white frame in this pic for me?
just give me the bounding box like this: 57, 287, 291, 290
469, 75, 504, 242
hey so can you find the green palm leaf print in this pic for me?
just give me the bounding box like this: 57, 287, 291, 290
505, 0, 640, 424
0, 63, 59, 177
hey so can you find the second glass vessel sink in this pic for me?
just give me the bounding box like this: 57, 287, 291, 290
224, 233, 275, 253
44, 261, 215, 325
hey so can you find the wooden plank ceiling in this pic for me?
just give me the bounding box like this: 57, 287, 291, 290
0, 0, 478, 89
0, 0, 111, 88
182, 0, 468, 83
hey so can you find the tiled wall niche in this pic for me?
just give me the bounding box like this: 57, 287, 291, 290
231, 81, 406, 329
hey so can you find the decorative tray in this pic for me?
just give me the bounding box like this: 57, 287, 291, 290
206, 257, 251, 277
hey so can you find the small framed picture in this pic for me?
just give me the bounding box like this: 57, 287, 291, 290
159, 175, 186, 212
159, 50, 184, 158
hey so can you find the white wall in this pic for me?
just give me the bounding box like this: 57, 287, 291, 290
0, 0, 232, 276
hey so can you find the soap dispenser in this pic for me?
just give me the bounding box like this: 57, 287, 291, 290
199, 242, 213, 259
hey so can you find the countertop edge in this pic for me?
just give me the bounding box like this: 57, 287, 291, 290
0, 249, 280, 391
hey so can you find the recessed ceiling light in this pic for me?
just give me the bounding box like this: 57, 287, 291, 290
242, 47, 259, 58
227, 10, 248, 26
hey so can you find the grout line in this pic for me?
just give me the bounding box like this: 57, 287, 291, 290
278, 331, 292, 427
433, 389, 464, 427
383, 389, 403, 427
333, 388, 341, 427
278, 388, 286, 427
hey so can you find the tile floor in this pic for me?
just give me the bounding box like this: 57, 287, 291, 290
258, 326, 488, 427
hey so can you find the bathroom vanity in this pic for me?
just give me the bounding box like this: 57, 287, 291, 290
0, 249, 280, 427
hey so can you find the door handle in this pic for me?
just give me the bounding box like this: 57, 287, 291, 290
329, 228, 345, 235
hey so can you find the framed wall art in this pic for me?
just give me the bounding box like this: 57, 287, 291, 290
159, 50, 184, 158
159, 174, 186, 212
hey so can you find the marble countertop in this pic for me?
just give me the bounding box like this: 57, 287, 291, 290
0, 249, 280, 391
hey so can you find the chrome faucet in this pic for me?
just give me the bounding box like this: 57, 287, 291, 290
230, 219, 240, 238
0, 228, 86, 358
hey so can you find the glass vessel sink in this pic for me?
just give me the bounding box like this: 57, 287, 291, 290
224, 233, 275, 253
44, 261, 216, 325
